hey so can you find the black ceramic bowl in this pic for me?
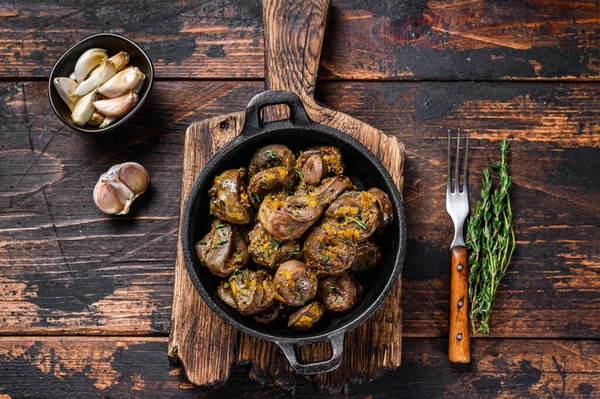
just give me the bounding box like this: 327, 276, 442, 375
48, 33, 154, 133
181, 90, 407, 374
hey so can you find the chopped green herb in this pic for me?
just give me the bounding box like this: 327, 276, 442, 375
255, 194, 260, 203
267, 149, 276, 159
288, 250, 301, 255
287, 225, 294, 232
295, 168, 304, 180
217, 239, 229, 245
347, 217, 368, 230
271, 239, 282, 250
291, 204, 298, 210
234, 252, 243, 260
282, 187, 287, 195
320, 256, 330, 263
240, 285, 247, 289
323, 265, 332, 271
215, 221, 225, 229
261, 177, 270, 187
199, 241, 207, 245
233, 269, 241, 276
328, 285, 336, 291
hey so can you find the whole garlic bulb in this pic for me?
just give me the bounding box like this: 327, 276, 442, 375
93, 162, 149, 215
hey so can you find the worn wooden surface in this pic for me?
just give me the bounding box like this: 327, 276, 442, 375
2, 0, 600, 81
1, 0, 599, 397
169, 0, 405, 390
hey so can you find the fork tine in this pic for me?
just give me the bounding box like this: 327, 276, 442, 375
447, 130, 452, 193
454, 128, 461, 192
462, 130, 470, 192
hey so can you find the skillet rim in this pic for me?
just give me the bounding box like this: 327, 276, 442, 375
181, 100, 406, 346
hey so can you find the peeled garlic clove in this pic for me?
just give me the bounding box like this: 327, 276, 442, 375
53, 77, 79, 111
99, 116, 116, 129
109, 51, 130, 72
74, 48, 107, 83
93, 162, 149, 215
69, 72, 76, 80
71, 89, 98, 126
98, 66, 145, 98
88, 112, 104, 126
93, 92, 137, 117
75, 59, 116, 96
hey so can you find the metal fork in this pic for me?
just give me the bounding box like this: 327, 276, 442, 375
446, 128, 471, 364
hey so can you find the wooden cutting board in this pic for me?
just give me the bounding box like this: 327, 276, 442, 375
168, 0, 406, 392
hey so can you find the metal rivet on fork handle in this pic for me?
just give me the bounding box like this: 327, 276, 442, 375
457, 264, 463, 271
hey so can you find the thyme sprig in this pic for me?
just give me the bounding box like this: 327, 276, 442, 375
467, 139, 515, 334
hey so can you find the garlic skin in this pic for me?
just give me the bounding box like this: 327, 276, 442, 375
88, 112, 105, 126
75, 58, 116, 96
93, 92, 138, 117
93, 162, 149, 215
109, 51, 130, 72
71, 89, 97, 126
74, 48, 107, 83
98, 66, 145, 98
53, 77, 79, 111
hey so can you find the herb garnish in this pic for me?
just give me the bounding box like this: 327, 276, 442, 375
320, 256, 330, 263
347, 216, 368, 230
295, 168, 303, 180
467, 139, 515, 334
267, 149, 276, 159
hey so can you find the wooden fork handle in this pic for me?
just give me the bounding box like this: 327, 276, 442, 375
449, 246, 471, 363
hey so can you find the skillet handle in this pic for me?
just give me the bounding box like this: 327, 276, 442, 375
243, 90, 312, 134
276, 332, 345, 375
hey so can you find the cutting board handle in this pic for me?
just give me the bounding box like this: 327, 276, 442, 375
263, 0, 330, 107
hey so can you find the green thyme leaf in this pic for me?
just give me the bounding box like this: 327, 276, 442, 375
467, 138, 515, 335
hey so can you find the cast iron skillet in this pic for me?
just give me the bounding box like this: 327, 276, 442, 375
181, 90, 407, 375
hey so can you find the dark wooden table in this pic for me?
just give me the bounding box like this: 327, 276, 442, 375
1, 1, 599, 398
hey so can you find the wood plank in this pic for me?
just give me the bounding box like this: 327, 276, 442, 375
0, 337, 598, 397
170, 0, 404, 388
0, 81, 598, 338
1, 0, 600, 80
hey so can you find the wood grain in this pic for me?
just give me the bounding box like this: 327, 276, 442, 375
1, 0, 600, 80
0, 337, 599, 397
0, 81, 598, 339
448, 246, 470, 364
